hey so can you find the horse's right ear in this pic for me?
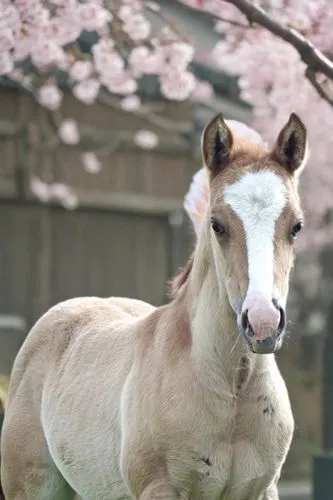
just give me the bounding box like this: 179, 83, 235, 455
201, 113, 233, 175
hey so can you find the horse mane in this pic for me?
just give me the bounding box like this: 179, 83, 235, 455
168, 255, 194, 299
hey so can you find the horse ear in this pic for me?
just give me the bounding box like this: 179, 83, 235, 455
272, 113, 308, 175
201, 113, 233, 175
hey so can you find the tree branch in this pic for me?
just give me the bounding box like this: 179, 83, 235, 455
97, 90, 193, 135
221, 0, 333, 81
213, 16, 249, 28
305, 68, 333, 107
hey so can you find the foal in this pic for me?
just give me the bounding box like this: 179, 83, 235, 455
1, 112, 308, 500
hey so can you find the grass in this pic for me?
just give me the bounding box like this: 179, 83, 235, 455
0, 376, 9, 393
0, 375, 9, 420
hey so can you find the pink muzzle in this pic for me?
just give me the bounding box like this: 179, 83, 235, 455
240, 295, 285, 354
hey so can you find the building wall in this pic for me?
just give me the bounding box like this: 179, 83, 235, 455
0, 201, 192, 327
0, 86, 196, 370
0, 87, 198, 211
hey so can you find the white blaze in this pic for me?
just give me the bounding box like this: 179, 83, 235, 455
224, 171, 286, 305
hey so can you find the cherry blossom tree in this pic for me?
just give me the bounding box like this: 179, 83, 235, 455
1, 0, 333, 247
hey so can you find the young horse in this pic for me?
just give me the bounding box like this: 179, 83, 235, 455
1, 112, 308, 500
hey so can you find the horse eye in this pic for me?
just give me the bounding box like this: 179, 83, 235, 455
211, 218, 225, 236
291, 221, 303, 239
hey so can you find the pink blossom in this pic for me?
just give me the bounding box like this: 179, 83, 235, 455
104, 73, 137, 95
128, 46, 163, 76
120, 95, 141, 111
8, 68, 25, 82
118, 4, 135, 21
30, 176, 79, 210
191, 80, 214, 102
30, 176, 51, 203
38, 82, 63, 110
12, 32, 34, 62
69, 61, 93, 81
50, 182, 72, 200
118, 1, 150, 40
92, 42, 124, 77
123, 14, 151, 41
91, 38, 115, 57
118, 3, 143, 21
30, 175, 78, 210
58, 119, 80, 145
15, 0, 47, 21
0, 28, 15, 52
78, 2, 112, 31
73, 78, 100, 104
31, 41, 67, 69
0, 51, 14, 75
0, 3, 20, 35
162, 42, 195, 69
160, 70, 196, 100
47, 15, 81, 46
134, 130, 159, 150
49, 182, 79, 210
82, 152, 102, 174
62, 192, 79, 210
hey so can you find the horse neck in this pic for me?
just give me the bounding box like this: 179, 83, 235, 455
182, 224, 274, 391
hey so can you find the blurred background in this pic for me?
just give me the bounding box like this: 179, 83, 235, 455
1, 1, 333, 498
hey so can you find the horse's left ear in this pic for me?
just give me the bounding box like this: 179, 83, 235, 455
272, 113, 308, 175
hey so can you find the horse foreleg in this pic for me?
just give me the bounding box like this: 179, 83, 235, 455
122, 467, 179, 500
138, 480, 179, 499
1, 396, 76, 500
263, 482, 279, 500
121, 446, 178, 500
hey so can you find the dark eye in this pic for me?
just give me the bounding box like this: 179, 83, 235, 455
291, 221, 303, 239
211, 218, 225, 236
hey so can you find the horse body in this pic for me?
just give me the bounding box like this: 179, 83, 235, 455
1, 112, 308, 499
2, 293, 292, 500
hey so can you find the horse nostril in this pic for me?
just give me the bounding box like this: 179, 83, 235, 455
241, 309, 248, 330
241, 310, 253, 336
277, 306, 286, 334
272, 299, 286, 335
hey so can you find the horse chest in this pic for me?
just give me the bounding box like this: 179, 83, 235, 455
166, 386, 293, 499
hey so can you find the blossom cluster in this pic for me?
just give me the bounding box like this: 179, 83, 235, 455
0, 0, 209, 107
